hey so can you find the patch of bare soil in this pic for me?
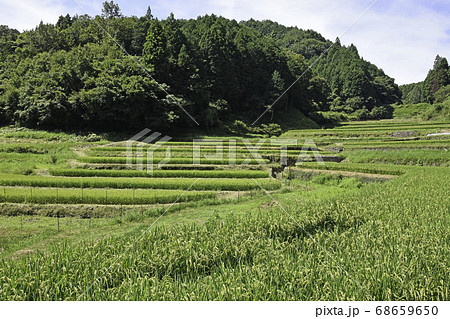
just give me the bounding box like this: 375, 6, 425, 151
391, 131, 417, 138
13, 249, 35, 257
71, 145, 91, 157
34, 169, 51, 177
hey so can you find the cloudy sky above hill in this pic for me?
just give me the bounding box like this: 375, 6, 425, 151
1, 0, 449, 84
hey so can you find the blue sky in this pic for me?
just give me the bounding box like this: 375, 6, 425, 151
1, 0, 449, 84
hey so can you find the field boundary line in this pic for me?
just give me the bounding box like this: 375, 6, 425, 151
76, 178, 201, 301
252, 178, 374, 300
252, 0, 381, 125
71, 0, 199, 126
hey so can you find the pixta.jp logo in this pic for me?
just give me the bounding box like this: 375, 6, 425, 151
126, 129, 324, 173
126, 129, 172, 174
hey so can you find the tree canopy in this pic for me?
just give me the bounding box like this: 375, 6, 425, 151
0, 2, 402, 132
400, 55, 450, 105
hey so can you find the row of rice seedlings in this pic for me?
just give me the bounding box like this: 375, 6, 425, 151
155, 140, 309, 147
117, 141, 273, 148
344, 149, 450, 166
344, 138, 450, 145
0, 174, 281, 191
86, 150, 327, 160
49, 169, 269, 179
342, 139, 450, 150
281, 127, 447, 138
78, 157, 270, 165
89, 147, 322, 155
115, 140, 325, 149
344, 145, 449, 150
87, 150, 260, 159
78, 163, 274, 171
280, 134, 428, 144
96, 145, 283, 151
294, 162, 409, 176
0, 187, 216, 205
335, 121, 450, 129
327, 124, 449, 132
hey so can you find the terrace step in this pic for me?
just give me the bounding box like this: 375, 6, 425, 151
293, 168, 397, 180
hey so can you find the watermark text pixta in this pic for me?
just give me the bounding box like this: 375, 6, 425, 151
126, 129, 324, 174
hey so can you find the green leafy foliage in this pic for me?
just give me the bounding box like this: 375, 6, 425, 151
0, 2, 404, 132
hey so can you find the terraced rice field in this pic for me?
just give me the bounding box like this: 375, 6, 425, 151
0, 119, 449, 301
0, 135, 287, 207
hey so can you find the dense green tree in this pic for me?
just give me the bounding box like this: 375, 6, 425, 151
102, 1, 122, 19
143, 19, 168, 80
199, 19, 239, 103
56, 14, 73, 30
401, 55, 450, 105
422, 55, 450, 103
268, 70, 286, 119
0, 25, 19, 60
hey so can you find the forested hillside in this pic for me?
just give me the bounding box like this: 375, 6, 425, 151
396, 55, 450, 121
0, 1, 402, 133
400, 55, 450, 105
243, 20, 402, 120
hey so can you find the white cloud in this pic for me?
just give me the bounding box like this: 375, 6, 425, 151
1, 0, 449, 84
0, 0, 66, 31
0, 0, 102, 31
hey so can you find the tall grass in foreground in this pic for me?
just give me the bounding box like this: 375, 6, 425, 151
0, 167, 448, 300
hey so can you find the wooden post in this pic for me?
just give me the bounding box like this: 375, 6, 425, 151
57, 211, 60, 232
20, 214, 23, 230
